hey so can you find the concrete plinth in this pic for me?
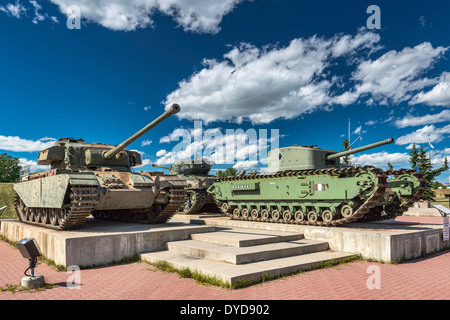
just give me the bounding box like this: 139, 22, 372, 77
21, 276, 44, 288
0, 219, 215, 268
174, 216, 449, 262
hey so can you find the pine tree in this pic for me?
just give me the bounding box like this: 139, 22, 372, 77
417, 146, 434, 200
409, 143, 419, 171
387, 162, 393, 171
411, 147, 450, 201
340, 138, 351, 165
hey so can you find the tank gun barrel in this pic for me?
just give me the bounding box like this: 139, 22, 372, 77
152, 163, 171, 170
103, 104, 180, 161
326, 138, 394, 161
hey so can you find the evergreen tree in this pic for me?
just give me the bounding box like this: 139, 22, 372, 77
417, 146, 434, 200
411, 147, 450, 201
340, 138, 351, 165
387, 162, 393, 171
409, 143, 419, 171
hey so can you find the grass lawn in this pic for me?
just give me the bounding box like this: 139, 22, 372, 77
0, 183, 18, 220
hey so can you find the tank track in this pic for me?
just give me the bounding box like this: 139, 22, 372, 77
92, 184, 187, 224
179, 190, 222, 214
15, 185, 99, 230
214, 166, 388, 227
180, 190, 207, 215
200, 193, 222, 213
359, 169, 427, 222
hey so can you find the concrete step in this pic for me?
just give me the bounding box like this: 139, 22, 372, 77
190, 227, 304, 247
167, 238, 329, 264
140, 249, 355, 286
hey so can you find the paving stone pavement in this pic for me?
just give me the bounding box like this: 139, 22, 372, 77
1, 235, 449, 301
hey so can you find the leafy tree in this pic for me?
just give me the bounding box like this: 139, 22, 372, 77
217, 167, 237, 178
0, 153, 21, 182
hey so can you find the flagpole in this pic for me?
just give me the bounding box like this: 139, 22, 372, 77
348, 118, 351, 149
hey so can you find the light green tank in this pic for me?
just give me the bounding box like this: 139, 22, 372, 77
208, 138, 426, 226
14, 104, 187, 230
152, 158, 219, 214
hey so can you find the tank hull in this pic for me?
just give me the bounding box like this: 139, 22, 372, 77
14, 170, 187, 230
207, 166, 426, 226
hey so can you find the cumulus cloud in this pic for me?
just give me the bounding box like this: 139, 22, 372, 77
0, 136, 57, 152
165, 30, 381, 124
410, 72, 450, 107
350, 152, 410, 167
18, 158, 50, 172
155, 124, 279, 166
394, 109, 450, 128
396, 124, 450, 145
336, 42, 448, 106
233, 160, 259, 170
48, 0, 244, 33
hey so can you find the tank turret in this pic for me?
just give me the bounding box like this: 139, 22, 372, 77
37, 104, 180, 171
268, 138, 394, 173
152, 158, 212, 176
151, 158, 218, 214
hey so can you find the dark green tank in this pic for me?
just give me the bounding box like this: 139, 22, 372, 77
208, 138, 426, 226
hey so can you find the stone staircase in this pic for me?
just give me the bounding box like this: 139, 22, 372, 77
140, 227, 355, 286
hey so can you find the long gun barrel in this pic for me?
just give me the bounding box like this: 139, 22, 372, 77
152, 163, 171, 170
103, 104, 180, 161
326, 138, 394, 161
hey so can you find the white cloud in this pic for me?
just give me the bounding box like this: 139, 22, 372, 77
0, 0, 59, 24
18, 158, 50, 172
0, 136, 57, 152
410, 72, 450, 107
141, 139, 152, 147
394, 109, 450, 128
396, 124, 450, 145
353, 126, 362, 135
335, 42, 448, 106
165, 30, 381, 124
233, 160, 258, 170
155, 126, 279, 166
48, 0, 244, 33
350, 152, 410, 167
156, 149, 167, 157
0, 1, 27, 18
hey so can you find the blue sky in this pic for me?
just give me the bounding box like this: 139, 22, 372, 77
0, 0, 449, 183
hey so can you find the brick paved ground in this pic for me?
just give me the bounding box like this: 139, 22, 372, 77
1, 216, 449, 304
1, 237, 449, 301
